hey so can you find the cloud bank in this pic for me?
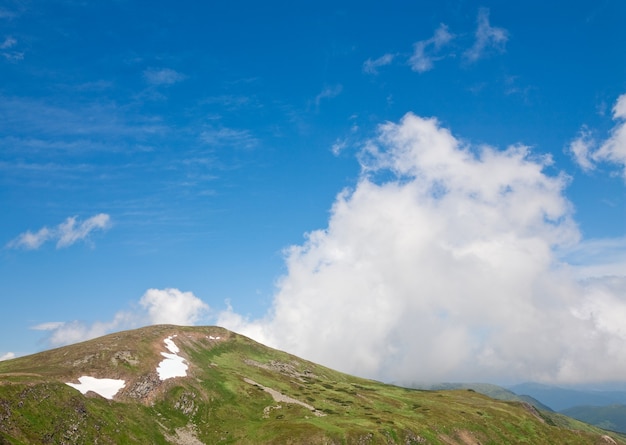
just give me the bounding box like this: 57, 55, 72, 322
218, 113, 626, 385
33, 288, 210, 347
7, 213, 111, 250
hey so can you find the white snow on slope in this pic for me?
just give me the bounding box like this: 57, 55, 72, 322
157, 335, 188, 380
66, 376, 125, 399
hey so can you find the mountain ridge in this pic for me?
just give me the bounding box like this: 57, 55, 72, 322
409, 382, 553, 412
509, 382, 626, 411
560, 405, 626, 435
1, 325, 624, 444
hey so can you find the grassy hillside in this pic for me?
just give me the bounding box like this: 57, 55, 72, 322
411, 382, 553, 412
1, 325, 624, 444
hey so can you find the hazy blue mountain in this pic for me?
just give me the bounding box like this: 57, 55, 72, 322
509, 382, 626, 411
560, 405, 626, 434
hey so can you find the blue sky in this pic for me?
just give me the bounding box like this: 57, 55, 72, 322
1, 0, 625, 385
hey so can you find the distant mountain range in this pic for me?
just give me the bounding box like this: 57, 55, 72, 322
507, 382, 626, 434
1, 325, 624, 444
509, 382, 626, 411
412, 381, 626, 435
561, 405, 626, 434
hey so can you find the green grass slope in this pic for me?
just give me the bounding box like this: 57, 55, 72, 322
0, 325, 624, 444
411, 382, 553, 412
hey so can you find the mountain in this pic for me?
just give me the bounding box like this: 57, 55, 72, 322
560, 405, 626, 434
411, 382, 552, 412
1, 325, 624, 444
509, 382, 626, 411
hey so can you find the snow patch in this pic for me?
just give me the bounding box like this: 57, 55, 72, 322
208, 335, 220, 340
157, 335, 188, 380
66, 376, 125, 399
164, 336, 180, 354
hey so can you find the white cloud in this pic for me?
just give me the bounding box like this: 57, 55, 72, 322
375, 10, 508, 75
140, 288, 209, 325
363, 53, 395, 75
31, 321, 66, 331
314, 85, 343, 108
593, 94, 626, 178
1, 36, 16, 49
614, 94, 626, 119
7, 213, 111, 250
32, 312, 137, 347
568, 126, 595, 171
143, 67, 186, 86
569, 93, 626, 179
201, 127, 258, 149
464, 8, 508, 63
33, 288, 210, 348
7, 227, 52, 250
0, 352, 15, 361
331, 139, 348, 156
1, 36, 22, 61
1, 51, 23, 62
409, 24, 454, 73
218, 112, 626, 385
57, 213, 111, 247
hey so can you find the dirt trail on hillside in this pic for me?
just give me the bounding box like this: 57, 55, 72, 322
244, 377, 325, 417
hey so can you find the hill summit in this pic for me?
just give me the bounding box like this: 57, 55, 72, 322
0, 325, 623, 444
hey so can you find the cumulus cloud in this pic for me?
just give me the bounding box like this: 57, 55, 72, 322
143, 67, 186, 86
363, 53, 395, 75
7, 213, 111, 250
569, 94, 626, 179
464, 8, 508, 63
409, 24, 454, 73
140, 288, 210, 325
33, 288, 210, 347
218, 112, 626, 385
0, 352, 15, 361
